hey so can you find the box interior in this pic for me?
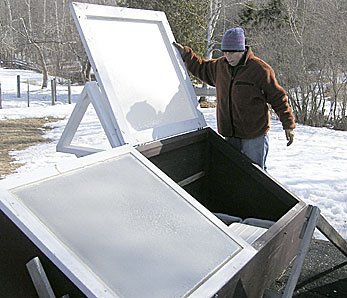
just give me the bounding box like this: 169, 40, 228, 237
137, 127, 299, 223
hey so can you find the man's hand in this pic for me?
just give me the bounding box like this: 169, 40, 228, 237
173, 42, 184, 56
285, 129, 294, 146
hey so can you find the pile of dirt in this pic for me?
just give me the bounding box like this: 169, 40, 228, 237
0, 117, 63, 179
200, 101, 217, 108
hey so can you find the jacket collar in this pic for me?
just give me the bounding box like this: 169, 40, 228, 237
244, 46, 255, 64
239, 46, 253, 66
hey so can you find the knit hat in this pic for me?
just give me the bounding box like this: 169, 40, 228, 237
221, 27, 245, 52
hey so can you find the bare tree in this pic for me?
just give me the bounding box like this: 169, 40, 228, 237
283, 0, 347, 128
234, 0, 347, 129
205, 0, 223, 59
4, 0, 13, 22
1, 0, 345, 127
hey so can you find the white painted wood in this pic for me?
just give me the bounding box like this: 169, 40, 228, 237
57, 82, 122, 157
177, 171, 206, 187
194, 86, 217, 96
26, 257, 57, 298
69, 2, 206, 147
0, 146, 257, 298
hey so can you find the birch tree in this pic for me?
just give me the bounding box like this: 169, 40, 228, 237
4, 0, 13, 23
205, 0, 222, 59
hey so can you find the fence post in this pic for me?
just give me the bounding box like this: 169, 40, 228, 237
0, 82, 2, 109
68, 79, 71, 104
17, 75, 21, 97
27, 80, 30, 107
54, 78, 57, 102
51, 78, 56, 105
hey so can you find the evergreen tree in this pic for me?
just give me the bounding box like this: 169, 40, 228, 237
124, 0, 209, 57
239, 1, 258, 27
238, 0, 287, 29
258, 0, 287, 28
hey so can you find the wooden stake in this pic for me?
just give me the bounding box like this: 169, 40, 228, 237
51, 79, 56, 105
17, 75, 20, 98
27, 80, 30, 107
0, 82, 2, 109
68, 79, 71, 104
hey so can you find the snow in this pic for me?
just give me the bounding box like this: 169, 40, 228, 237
1, 67, 346, 240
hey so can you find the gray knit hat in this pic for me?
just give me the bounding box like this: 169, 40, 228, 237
221, 27, 245, 52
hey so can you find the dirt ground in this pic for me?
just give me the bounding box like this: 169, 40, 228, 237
268, 239, 347, 297
0, 117, 63, 179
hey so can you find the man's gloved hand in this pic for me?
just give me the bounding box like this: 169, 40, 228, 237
173, 42, 184, 56
285, 129, 294, 146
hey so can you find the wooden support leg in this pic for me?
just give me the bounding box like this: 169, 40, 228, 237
317, 214, 347, 258
263, 206, 321, 298
264, 206, 347, 298
26, 257, 56, 298
281, 206, 321, 298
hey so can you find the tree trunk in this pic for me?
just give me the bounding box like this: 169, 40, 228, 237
4, 0, 13, 22
205, 0, 222, 59
33, 44, 48, 88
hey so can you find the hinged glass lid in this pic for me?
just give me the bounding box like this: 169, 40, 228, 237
70, 3, 206, 146
3, 147, 248, 298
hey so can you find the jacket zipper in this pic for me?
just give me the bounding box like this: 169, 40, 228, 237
229, 66, 239, 137
229, 78, 235, 137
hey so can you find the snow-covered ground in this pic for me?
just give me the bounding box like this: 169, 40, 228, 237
1, 67, 346, 240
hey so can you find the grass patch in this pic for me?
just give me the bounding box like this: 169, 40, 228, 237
0, 117, 63, 179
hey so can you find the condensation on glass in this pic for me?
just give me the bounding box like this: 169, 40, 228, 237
11, 152, 241, 298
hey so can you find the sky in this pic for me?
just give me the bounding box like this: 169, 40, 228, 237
0, 67, 346, 240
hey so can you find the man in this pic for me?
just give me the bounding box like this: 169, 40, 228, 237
174, 27, 295, 170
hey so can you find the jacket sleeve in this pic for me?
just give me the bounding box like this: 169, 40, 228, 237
182, 46, 217, 87
260, 65, 296, 130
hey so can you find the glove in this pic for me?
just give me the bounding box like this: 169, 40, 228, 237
285, 129, 294, 146
173, 41, 185, 56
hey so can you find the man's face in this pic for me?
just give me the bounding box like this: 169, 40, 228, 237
224, 51, 244, 66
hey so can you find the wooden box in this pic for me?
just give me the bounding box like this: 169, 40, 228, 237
136, 127, 308, 297
0, 3, 309, 298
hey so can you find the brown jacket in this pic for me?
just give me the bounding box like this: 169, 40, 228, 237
182, 46, 296, 138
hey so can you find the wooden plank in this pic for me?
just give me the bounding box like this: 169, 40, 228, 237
136, 128, 208, 158
26, 257, 56, 298
317, 214, 347, 257
282, 206, 321, 298
194, 87, 216, 96
178, 171, 205, 187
